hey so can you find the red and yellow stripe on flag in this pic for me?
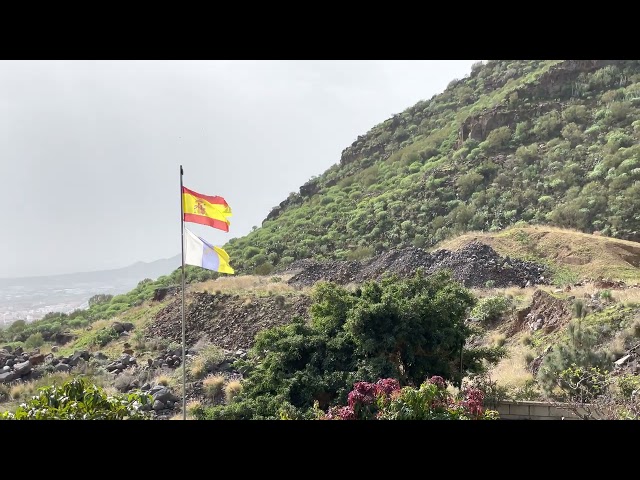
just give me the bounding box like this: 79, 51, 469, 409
182, 186, 232, 232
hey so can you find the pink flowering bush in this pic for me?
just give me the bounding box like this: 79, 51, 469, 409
320, 376, 499, 420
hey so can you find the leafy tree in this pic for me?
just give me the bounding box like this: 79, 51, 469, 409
199, 270, 505, 419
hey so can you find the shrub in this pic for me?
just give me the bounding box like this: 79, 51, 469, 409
93, 327, 120, 347
24, 332, 44, 350
480, 126, 512, 153
189, 357, 208, 381
573, 299, 587, 319
203, 374, 226, 400
187, 400, 204, 418
224, 380, 243, 403
470, 296, 513, 325
524, 351, 536, 365
274, 295, 286, 309
536, 322, 612, 400
630, 319, 640, 338
321, 376, 498, 420
88, 294, 113, 307
254, 262, 274, 275
0, 378, 153, 420
113, 373, 138, 393
189, 344, 224, 380
617, 374, 640, 400
598, 290, 614, 301
521, 333, 533, 346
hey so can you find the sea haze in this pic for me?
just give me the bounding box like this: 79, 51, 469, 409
0, 255, 181, 325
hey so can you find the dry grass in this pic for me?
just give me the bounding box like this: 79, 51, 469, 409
630, 319, 640, 338
189, 357, 208, 380
488, 342, 535, 390
490, 333, 507, 347
169, 412, 195, 420
9, 382, 35, 400
608, 288, 640, 306
187, 399, 203, 416
471, 286, 543, 308
224, 380, 242, 403
192, 274, 300, 296
609, 334, 628, 358
188, 343, 224, 381
153, 373, 174, 387
202, 374, 225, 400
434, 226, 640, 283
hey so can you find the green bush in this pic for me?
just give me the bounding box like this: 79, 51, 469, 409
536, 322, 612, 400
0, 378, 152, 420
617, 374, 640, 400
93, 327, 120, 347
24, 332, 45, 350
479, 126, 512, 153
470, 296, 513, 325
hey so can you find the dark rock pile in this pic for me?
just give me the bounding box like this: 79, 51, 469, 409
145, 292, 313, 351
286, 242, 548, 289
0, 346, 93, 384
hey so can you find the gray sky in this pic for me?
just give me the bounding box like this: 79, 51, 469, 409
0, 60, 479, 278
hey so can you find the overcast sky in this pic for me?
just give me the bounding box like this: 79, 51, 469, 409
0, 60, 479, 278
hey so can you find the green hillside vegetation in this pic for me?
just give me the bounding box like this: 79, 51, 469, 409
2, 60, 640, 420
217, 60, 640, 276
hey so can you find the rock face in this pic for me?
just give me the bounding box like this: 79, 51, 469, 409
284, 242, 548, 289
521, 290, 573, 334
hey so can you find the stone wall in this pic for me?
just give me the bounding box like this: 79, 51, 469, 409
495, 400, 603, 420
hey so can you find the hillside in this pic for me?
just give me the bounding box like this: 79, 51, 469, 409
434, 225, 640, 284
1, 227, 639, 419
2, 60, 640, 420
216, 60, 640, 277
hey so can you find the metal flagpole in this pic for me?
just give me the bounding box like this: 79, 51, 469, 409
180, 165, 187, 420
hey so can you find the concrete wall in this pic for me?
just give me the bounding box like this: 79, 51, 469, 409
494, 400, 602, 420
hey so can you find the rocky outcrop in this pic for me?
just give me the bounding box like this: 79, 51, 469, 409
457, 60, 621, 148
152, 285, 180, 302
0, 348, 92, 384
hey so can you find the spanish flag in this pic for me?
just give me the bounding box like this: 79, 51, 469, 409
182, 186, 232, 232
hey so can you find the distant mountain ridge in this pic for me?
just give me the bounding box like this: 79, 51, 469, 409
0, 255, 182, 287
0, 254, 181, 324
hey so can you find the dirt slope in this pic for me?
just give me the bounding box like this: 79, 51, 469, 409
435, 226, 640, 283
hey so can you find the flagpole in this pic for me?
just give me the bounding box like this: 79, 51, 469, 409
179, 165, 187, 420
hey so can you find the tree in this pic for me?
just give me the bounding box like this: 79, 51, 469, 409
537, 321, 613, 400
200, 270, 505, 420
